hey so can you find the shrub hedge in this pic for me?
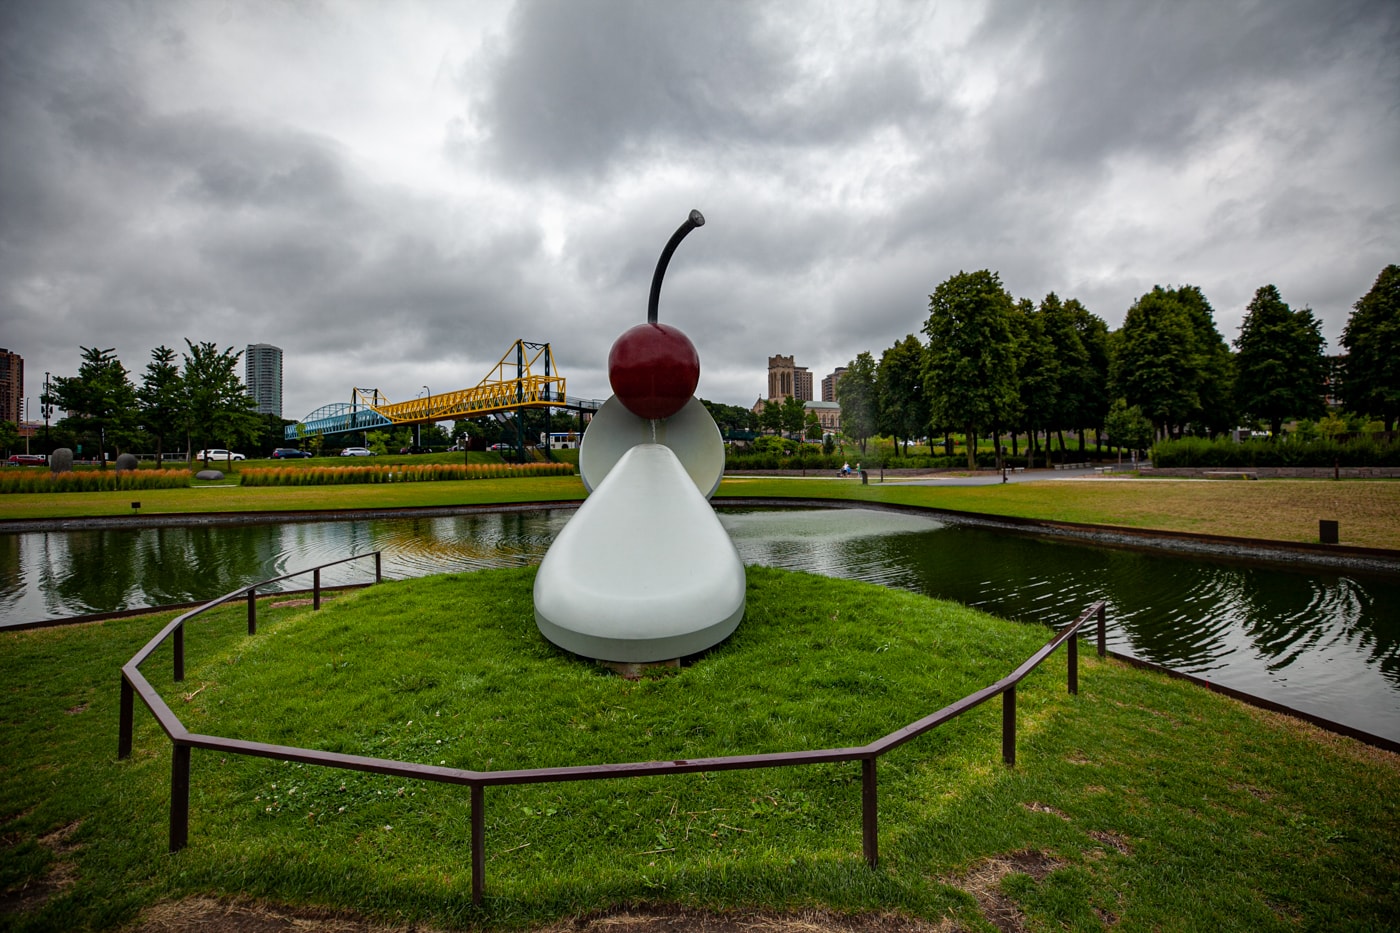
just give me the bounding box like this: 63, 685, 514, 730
1149, 436, 1400, 468
237, 461, 575, 486
0, 468, 193, 493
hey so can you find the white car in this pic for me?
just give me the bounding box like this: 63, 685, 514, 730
340, 447, 375, 457
193, 449, 245, 461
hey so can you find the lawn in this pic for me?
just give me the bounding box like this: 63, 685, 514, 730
4, 472, 1398, 550
3, 568, 1397, 931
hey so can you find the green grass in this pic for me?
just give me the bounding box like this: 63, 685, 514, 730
3, 568, 1397, 931
5, 473, 1400, 551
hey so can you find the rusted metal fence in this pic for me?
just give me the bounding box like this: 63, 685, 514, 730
118, 557, 1105, 905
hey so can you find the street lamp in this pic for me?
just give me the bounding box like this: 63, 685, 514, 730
418, 386, 430, 448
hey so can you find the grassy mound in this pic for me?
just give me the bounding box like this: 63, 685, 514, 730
2, 568, 1397, 931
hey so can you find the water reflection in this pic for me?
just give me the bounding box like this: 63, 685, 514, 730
1, 507, 1397, 741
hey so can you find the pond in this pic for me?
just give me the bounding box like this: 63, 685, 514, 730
2, 506, 1397, 743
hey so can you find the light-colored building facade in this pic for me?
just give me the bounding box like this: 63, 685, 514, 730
0, 348, 22, 426
245, 343, 283, 417
821, 367, 846, 402
767, 355, 813, 402
754, 353, 840, 435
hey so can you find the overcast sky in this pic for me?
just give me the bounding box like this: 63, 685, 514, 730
3, 0, 1397, 423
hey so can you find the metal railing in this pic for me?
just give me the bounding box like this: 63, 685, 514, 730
119, 565, 1105, 905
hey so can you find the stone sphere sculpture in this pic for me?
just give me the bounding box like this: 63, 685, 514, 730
50, 448, 73, 473
115, 453, 138, 472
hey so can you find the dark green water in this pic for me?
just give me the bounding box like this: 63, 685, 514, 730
3, 507, 1397, 741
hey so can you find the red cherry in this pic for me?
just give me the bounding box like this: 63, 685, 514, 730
608, 322, 700, 420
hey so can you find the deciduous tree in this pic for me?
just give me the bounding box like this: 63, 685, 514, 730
182, 340, 262, 462
922, 270, 1019, 469
835, 351, 878, 454
876, 335, 929, 456
1340, 264, 1400, 431
1233, 285, 1327, 437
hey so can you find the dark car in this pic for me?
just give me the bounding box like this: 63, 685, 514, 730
271, 448, 313, 459
398, 445, 429, 454
6, 453, 47, 466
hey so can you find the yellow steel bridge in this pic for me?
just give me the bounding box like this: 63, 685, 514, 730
286, 340, 599, 440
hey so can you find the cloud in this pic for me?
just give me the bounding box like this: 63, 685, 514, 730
2, 0, 1397, 424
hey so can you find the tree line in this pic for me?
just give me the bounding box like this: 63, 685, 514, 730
835, 264, 1399, 469
40, 341, 271, 464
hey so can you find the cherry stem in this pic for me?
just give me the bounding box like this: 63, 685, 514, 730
647, 209, 705, 324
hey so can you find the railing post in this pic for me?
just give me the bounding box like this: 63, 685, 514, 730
375, 551, 382, 584
247, 588, 257, 635
118, 675, 134, 759
170, 743, 190, 852
862, 757, 878, 867
313, 568, 321, 611
471, 784, 485, 905
1068, 631, 1079, 695
173, 623, 185, 682
1002, 685, 1016, 767
1096, 602, 1106, 657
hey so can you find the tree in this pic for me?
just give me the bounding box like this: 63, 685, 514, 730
1233, 285, 1327, 437
181, 340, 262, 461
758, 400, 783, 436
1177, 285, 1235, 437
47, 346, 139, 465
922, 270, 1019, 469
835, 351, 878, 454
0, 420, 18, 455
1340, 264, 1400, 431
876, 335, 930, 456
1112, 286, 1232, 439
1103, 399, 1154, 461
780, 395, 806, 439
1010, 297, 1056, 465
1067, 300, 1112, 452
137, 345, 184, 460
804, 411, 823, 441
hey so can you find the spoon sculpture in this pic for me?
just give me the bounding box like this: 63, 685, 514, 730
533, 210, 746, 663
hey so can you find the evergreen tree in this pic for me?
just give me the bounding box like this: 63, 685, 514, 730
137, 345, 184, 460
47, 346, 139, 465
1233, 285, 1327, 437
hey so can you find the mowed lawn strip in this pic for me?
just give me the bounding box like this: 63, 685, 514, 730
3, 473, 1399, 549
2, 567, 1397, 931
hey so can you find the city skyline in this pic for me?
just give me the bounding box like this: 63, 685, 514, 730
3, 1, 1397, 421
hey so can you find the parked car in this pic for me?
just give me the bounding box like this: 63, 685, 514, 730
340, 447, 375, 457
6, 453, 47, 466
486, 443, 515, 451
398, 445, 429, 454
271, 447, 313, 459
193, 449, 245, 461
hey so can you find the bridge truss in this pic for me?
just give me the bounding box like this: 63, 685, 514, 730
286, 340, 600, 442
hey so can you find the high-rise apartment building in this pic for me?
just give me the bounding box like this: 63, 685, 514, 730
822, 367, 846, 402
767, 355, 812, 402
245, 343, 283, 417
0, 348, 22, 425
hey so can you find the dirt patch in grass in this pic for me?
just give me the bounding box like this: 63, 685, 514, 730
131, 900, 958, 933
0, 819, 82, 915
940, 850, 1065, 933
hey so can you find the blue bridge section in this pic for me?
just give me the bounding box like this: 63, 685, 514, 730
289, 402, 395, 440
